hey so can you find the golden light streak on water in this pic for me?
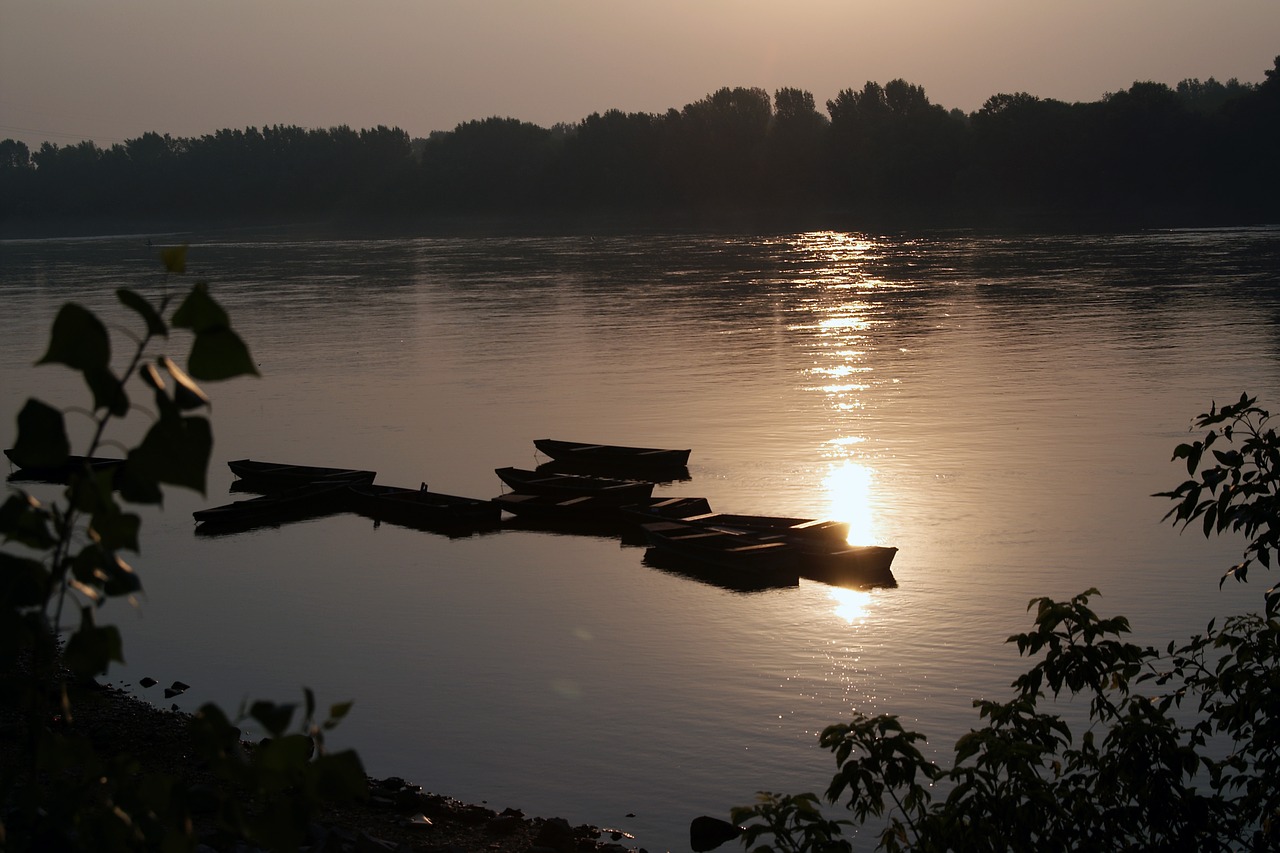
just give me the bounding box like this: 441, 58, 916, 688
822, 459, 876, 545
827, 587, 874, 623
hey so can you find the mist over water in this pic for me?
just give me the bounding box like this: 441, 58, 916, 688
2, 228, 1278, 851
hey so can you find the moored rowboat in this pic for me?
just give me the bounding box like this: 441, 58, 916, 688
5, 448, 125, 484
622, 505, 851, 544
193, 480, 353, 529
227, 459, 376, 489
495, 466, 655, 501
630, 508, 897, 589
533, 439, 691, 473
640, 520, 799, 584
493, 493, 710, 523
349, 483, 500, 530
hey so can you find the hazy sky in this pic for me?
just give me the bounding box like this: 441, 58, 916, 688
2, 1, 1277, 149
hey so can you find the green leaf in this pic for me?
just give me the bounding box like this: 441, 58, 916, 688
113, 462, 164, 505
0, 551, 52, 609
170, 283, 228, 334
37, 303, 110, 373
250, 700, 297, 739
189, 328, 259, 380
63, 607, 124, 677
11, 399, 70, 468
84, 364, 128, 417
117, 288, 168, 338
311, 750, 368, 801
160, 244, 188, 274
141, 362, 165, 392
129, 413, 212, 495
255, 733, 313, 777
160, 356, 210, 409
89, 504, 142, 553
0, 492, 57, 550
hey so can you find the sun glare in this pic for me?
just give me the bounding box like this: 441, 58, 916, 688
823, 459, 876, 545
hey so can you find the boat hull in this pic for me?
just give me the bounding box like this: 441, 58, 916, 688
5, 448, 125, 485
227, 459, 376, 490
533, 439, 691, 475
800, 545, 898, 589
494, 493, 712, 536
495, 466, 655, 501
640, 521, 800, 585
350, 483, 500, 531
193, 480, 353, 531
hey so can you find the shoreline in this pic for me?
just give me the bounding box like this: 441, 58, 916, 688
8, 681, 639, 853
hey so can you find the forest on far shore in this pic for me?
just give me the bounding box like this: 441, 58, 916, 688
2, 56, 1278, 232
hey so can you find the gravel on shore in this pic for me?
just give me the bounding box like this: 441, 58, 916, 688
4, 682, 644, 853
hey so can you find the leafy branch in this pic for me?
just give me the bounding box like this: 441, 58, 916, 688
1, 249, 367, 852
712, 395, 1280, 852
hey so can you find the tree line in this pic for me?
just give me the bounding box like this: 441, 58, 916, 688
2, 57, 1278, 230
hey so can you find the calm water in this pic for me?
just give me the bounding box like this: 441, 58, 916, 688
2, 228, 1278, 851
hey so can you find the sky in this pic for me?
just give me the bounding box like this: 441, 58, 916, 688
1, 0, 1277, 150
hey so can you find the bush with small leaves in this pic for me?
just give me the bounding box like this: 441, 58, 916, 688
709, 395, 1279, 852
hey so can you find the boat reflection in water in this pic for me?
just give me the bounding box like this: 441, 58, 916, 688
641, 546, 800, 594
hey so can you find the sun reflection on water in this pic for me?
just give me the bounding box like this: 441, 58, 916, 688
792, 233, 894, 624
823, 459, 876, 545
827, 587, 874, 623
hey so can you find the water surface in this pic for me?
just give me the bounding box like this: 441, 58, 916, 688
2, 228, 1277, 851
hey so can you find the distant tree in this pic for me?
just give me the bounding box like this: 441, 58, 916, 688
827, 80, 966, 215
3, 55, 1279, 229
0, 138, 31, 169
420, 117, 557, 210
1176, 77, 1254, 114
1095, 81, 1204, 215
559, 109, 670, 209
670, 87, 773, 206
969, 92, 1088, 213
26, 141, 106, 216
0, 139, 35, 220
765, 88, 829, 207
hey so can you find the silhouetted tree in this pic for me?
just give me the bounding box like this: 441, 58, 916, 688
2, 56, 1278, 230
827, 80, 966, 215
765, 87, 829, 207
0, 138, 31, 169
421, 117, 557, 211
559, 109, 670, 209
670, 86, 773, 206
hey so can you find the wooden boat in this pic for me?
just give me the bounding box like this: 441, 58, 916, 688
802, 545, 899, 589
634, 509, 897, 589
5, 448, 125, 484
227, 459, 376, 490
622, 505, 850, 542
640, 520, 799, 584
193, 480, 353, 530
533, 439, 691, 473
495, 466, 655, 501
349, 483, 501, 530
686, 514, 850, 544
494, 493, 709, 522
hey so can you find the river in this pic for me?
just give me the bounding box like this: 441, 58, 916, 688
1, 227, 1277, 851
